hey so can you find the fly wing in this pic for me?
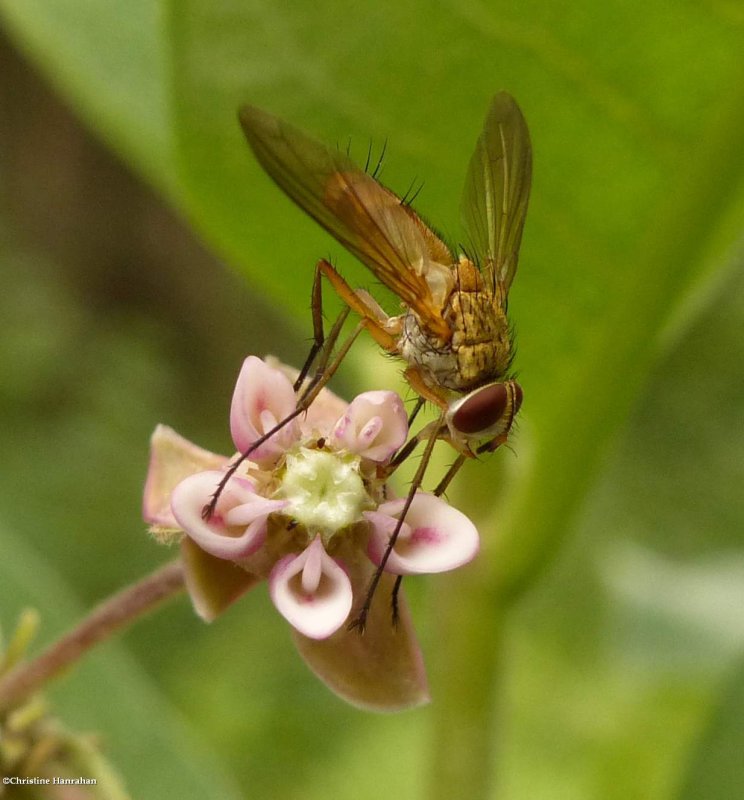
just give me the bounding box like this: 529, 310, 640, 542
240, 106, 452, 339
460, 92, 532, 299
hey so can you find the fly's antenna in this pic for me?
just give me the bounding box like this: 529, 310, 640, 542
364, 139, 373, 173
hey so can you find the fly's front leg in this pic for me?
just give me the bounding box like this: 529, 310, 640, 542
406, 396, 425, 428
402, 365, 449, 409
381, 365, 450, 480
381, 417, 443, 480
388, 432, 466, 625
432, 453, 468, 497
349, 412, 445, 633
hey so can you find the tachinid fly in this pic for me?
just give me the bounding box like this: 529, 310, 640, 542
238, 92, 530, 455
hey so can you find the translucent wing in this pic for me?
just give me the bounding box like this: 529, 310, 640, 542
460, 92, 532, 297
240, 106, 453, 339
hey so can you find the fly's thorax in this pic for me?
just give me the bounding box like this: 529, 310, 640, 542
398, 302, 511, 394
398, 258, 513, 392
399, 310, 463, 391
445, 289, 512, 390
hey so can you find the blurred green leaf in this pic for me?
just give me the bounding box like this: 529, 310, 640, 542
602, 544, 744, 668
3, 2, 744, 798
501, 255, 744, 800
676, 659, 744, 800
0, 521, 242, 800
0, 0, 175, 194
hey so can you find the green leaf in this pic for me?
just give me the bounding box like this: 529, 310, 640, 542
0, 0, 176, 195
4, 2, 744, 797
676, 659, 744, 800
497, 253, 744, 800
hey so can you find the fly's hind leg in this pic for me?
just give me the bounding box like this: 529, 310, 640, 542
293, 260, 327, 391
293, 258, 400, 413
203, 259, 398, 521
202, 309, 364, 521
317, 259, 399, 353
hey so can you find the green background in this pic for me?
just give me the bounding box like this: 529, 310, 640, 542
1, 1, 743, 797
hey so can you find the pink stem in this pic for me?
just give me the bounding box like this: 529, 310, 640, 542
0, 559, 185, 711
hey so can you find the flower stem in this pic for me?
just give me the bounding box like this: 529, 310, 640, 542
0, 559, 185, 711
426, 565, 505, 800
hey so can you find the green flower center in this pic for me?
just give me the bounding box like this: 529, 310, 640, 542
278, 446, 370, 541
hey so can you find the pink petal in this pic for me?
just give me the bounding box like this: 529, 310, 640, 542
171, 471, 287, 560
299, 385, 349, 437
224, 497, 289, 527
143, 425, 227, 526
181, 537, 260, 622
230, 356, 300, 463
292, 570, 429, 711
266, 356, 348, 435
269, 537, 353, 640
365, 493, 480, 574
331, 391, 408, 462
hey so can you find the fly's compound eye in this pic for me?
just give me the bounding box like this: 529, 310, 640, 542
446, 381, 523, 440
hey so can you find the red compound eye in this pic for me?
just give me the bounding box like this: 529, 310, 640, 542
451, 382, 523, 436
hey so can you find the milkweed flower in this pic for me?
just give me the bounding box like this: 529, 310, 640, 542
143, 356, 480, 711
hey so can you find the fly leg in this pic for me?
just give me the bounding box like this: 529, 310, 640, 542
292, 260, 327, 392
202, 309, 363, 520
432, 453, 468, 497
349, 412, 446, 633
203, 259, 399, 521
379, 365, 449, 479
406, 396, 426, 428
387, 441, 468, 624
317, 259, 399, 353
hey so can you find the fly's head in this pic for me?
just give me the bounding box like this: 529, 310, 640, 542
444, 380, 523, 454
